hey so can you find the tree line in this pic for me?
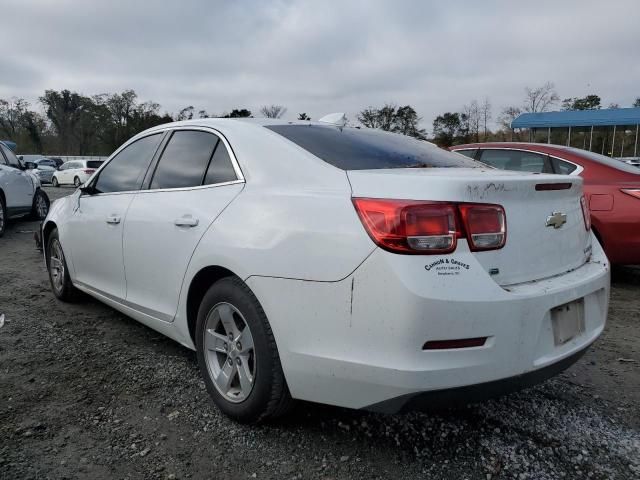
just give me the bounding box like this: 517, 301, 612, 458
1, 85, 638, 155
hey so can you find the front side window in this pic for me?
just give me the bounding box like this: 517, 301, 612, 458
0, 143, 22, 168
479, 149, 552, 173
150, 130, 219, 189
94, 133, 162, 194
266, 125, 479, 170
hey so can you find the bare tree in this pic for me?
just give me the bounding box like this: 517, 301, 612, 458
481, 97, 492, 139
297, 113, 311, 121
260, 105, 287, 119
497, 106, 522, 141
462, 100, 481, 142
524, 82, 559, 113
175, 106, 194, 121
198, 110, 209, 118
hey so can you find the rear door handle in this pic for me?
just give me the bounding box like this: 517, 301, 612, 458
174, 215, 199, 228
106, 215, 121, 224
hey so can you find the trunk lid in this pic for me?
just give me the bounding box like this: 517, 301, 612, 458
347, 168, 591, 285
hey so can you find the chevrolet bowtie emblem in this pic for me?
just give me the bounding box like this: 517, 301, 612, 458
546, 212, 567, 229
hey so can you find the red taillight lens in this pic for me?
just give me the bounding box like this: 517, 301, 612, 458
351, 199, 458, 254
580, 195, 591, 231
458, 204, 506, 251
84, 169, 95, 174
621, 188, 640, 200
352, 198, 506, 254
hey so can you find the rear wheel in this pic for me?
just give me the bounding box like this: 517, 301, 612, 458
73, 176, 81, 188
31, 189, 50, 220
46, 229, 80, 301
195, 277, 293, 423
52, 176, 59, 187
0, 194, 6, 238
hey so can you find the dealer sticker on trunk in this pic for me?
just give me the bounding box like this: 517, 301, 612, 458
425, 258, 470, 276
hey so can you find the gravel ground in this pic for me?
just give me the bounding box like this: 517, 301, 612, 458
1, 186, 639, 480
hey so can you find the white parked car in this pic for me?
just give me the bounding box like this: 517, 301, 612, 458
51, 159, 104, 187
42, 119, 610, 423
0, 142, 49, 237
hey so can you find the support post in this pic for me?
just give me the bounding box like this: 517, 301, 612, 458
611, 125, 616, 157
547, 127, 551, 144
589, 125, 593, 151
567, 126, 571, 146
634, 124, 638, 157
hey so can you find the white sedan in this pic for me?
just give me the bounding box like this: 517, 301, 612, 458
42, 119, 609, 423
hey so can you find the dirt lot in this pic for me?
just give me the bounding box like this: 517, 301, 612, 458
1, 186, 639, 480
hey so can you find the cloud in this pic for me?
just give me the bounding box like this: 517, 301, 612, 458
0, 0, 638, 131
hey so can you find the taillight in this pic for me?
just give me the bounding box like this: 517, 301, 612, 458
84, 169, 95, 174
352, 198, 506, 255
580, 195, 591, 231
458, 204, 506, 251
621, 188, 640, 200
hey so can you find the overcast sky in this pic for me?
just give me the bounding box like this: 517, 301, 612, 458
1, 0, 639, 131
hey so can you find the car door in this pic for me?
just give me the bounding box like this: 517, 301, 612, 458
123, 128, 243, 322
64, 133, 164, 300
0, 143, 33, 209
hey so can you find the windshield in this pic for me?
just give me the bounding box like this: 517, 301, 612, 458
266, 125, 481, 170
87, 161, 104, 169
565, 147, 640, 174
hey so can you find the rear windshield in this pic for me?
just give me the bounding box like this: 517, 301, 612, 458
265, 125, 480, 170
87, 161, 104, 169
564, 147, 640, 174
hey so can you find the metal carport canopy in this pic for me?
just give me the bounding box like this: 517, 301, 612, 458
511, 107, 640, 128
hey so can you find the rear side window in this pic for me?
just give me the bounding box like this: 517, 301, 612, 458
479, 149, 552, 173
550, 157, 577, 174
204, 142, 237, 185
266, 125, 479, 170
455, 149, 477, 159
151, 130, 219, 189
87, 161, 103, 169
94, 133, 162, 194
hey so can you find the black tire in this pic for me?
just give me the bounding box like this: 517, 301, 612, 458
74, 176, 81, 188
46, 228, 80, 302
52, 176, 59, 187
0, 193, 6, 238
30, 189, 50, 220
195, 276, 294, 424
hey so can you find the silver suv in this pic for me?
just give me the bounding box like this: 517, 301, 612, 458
0, 142, 50, 237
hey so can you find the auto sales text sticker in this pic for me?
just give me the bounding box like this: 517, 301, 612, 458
425, 258, 470, 276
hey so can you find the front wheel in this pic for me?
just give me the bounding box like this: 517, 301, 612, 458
195, 277, 293, 423
46, 229, 80, 302
31, 189, 50, 220
52, 177, 59, 187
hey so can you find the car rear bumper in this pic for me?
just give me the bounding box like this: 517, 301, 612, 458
247, 239, 610, 410
366, 345, 588, 413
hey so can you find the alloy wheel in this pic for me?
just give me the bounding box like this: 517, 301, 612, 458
36, 193, 48, 218
49, 238, 65, 292
203, 302, 256, 403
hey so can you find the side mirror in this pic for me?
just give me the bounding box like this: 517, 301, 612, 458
18, 155, 24, 160
24, 161, 37, 170
79, 184, 96, 195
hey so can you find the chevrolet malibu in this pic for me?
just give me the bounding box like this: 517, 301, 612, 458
42, 119, 610, 423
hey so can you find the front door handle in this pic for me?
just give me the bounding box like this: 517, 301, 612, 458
174, 215, 199, 227
106, 214, 121, 224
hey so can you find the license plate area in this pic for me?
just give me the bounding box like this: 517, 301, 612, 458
551, 298, 585, 345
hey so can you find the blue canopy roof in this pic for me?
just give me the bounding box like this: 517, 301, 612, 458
511, 107, 640, 129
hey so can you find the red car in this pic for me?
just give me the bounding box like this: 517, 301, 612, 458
451, 143, 640, 265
